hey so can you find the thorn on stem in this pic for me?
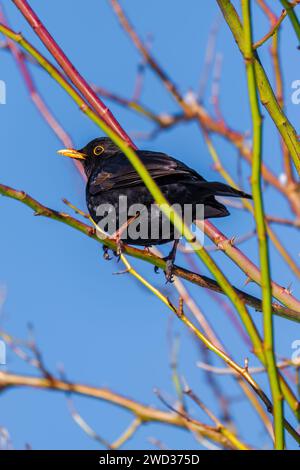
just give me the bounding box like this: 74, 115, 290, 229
176, 297, 184, 318
283, 284, 293, 295
113, 268, 130, 275
229, 236, 237, 246
244, 276, 252, 286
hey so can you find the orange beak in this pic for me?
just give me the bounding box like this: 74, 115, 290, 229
57, 148, 87, 160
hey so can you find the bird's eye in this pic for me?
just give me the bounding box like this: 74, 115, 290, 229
93, 145, 104, 156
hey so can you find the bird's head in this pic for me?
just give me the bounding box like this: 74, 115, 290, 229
57, 137, 119, 177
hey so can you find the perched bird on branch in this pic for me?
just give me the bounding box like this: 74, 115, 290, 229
58, 137, 251, 281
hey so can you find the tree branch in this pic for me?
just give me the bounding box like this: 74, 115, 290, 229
242, 0, 284, 449
280, 0, 300, 43
1, 182, 299, 322
12, 0, 136, 148
217, 0, 300, 175
0, 370, 239, 450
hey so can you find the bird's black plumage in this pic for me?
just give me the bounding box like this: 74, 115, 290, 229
60, 137, 252, 248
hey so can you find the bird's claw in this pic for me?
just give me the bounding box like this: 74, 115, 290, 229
113, 239, 124, 262
165, 259, 175, 284
102, 245, 112, 261
153, 259, 175, 283
154, 240, 178, 282
102, 238, 125, 262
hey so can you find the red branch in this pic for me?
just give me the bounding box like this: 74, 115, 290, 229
0, 11, 72, 147
12, 0, 137, 149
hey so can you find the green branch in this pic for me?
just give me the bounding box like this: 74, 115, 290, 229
217, 0, 300, 175
280, 0, 300, 43
242, 0, 284, 449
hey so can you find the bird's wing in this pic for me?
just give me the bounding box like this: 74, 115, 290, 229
89, 151, 205, 194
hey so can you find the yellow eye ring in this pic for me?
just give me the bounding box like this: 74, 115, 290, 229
93, 145, 104, 156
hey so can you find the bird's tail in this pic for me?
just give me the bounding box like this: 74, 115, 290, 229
200, 182, 252, 199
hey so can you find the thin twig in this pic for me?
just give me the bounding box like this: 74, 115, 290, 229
197, 360, 296, 375
183, 385, 249, 450
253, 9, 287, 49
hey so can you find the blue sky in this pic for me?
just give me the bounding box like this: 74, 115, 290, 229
0, 0, 299, 450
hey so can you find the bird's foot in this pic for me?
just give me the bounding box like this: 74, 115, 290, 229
164, 239, 179, 283
102, 245, 112, 261
154, 258, 175, 283
103, 239, 125, 261
113, 238, 124, 262
154, 240, 179, 283
165, 259, 175, 284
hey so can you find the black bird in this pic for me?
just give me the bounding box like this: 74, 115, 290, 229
58, 137, 251, 280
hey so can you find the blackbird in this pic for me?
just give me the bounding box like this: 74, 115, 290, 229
58, 137, 251, 280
